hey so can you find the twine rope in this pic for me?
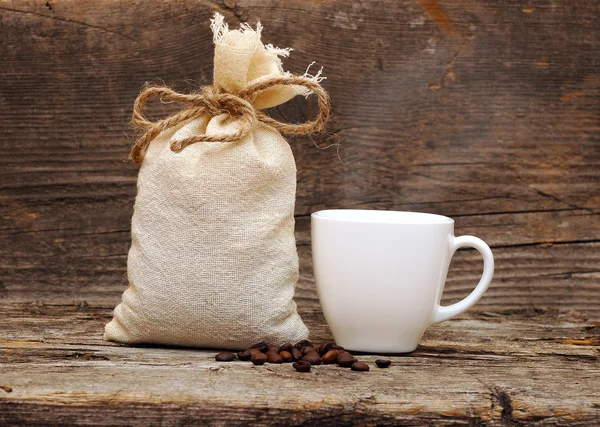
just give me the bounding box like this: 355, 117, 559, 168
130, 76, 330, 165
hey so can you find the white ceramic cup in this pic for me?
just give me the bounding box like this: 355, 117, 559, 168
311, 209, 494, 353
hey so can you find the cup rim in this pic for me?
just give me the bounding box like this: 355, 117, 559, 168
311, 209, 454, 225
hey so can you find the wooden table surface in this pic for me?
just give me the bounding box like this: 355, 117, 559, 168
1, 0, 599, 425
1, 297, 599, 426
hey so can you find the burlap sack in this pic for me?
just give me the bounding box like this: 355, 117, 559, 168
104, 14, 329, 349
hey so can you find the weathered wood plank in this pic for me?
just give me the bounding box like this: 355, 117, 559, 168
1, 0, 599, 316
1, 300, 599, 426
1, 1, 599, 424
3, 241, 600, 319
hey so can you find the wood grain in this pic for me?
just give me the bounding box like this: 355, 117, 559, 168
1, 1, 600, 424
1, 299, 599, 426
1, 0, 599, 316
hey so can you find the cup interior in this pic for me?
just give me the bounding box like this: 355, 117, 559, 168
311, 209, 453, 225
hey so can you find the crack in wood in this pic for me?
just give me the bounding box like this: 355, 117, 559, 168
0, 227, 131, 237
0, 6, 137, 42
450, 208, 589, 218
532, 188, 594, 214
491, 239, 600, 250
493, 388, 518, 426
539, 270, 600, 279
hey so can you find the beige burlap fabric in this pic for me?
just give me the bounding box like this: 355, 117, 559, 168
104, 14, 329, 349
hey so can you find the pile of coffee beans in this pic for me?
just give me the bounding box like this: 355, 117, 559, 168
214, 340, 392, 373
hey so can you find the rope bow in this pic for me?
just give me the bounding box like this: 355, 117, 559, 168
130, 75, 330, 165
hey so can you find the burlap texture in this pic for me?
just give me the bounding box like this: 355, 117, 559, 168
104, 14, 309, 349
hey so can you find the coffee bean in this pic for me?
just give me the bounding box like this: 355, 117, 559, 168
250, 342, 269, 353
250, 341, 268, 347
237, 350, 252, 361
301, 345, 315, 355
278, 343, 293, 353
337, 350, 353, 359
267, 345, 280, 353
267, 351, 283, 364
294, 340, 313, 349
376, 359, 392, 368
351, 361, 370, 371
337, 351, 357, 367
279, 351, 293, 363
317, 342, 333, 356
247, 347, 264, 355
331, 345, 345, 351
322, 349, 339, 364
292, 360, 311, 373
215, 352, 236, 362
291, 348, 303, 361
251, 352, 268, 365
302, 350, 322, 365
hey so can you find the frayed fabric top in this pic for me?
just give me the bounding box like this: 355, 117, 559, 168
104, 13, 330, 349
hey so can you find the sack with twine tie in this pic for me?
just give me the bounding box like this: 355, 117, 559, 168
104, 13, 330, 349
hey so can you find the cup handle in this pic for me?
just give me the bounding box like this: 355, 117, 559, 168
430, 235, 494, 324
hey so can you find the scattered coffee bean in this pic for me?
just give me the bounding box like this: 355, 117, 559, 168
267, 351, 283, 364
279, 350, 293, 363
216, 341, 378, 375
237, 350, 252, 361
251, 352, 268, 365
337, 351, 357, 367
302, 350, 322, 365
293, 360, 312, 373
291, 347, 303, 361
351, 361, 370, 371
376, 359, 392, 368
318, 342, 333, 356
294, 339, 313, 349
278, 343, 293, 353
215, 352, 236, 362
322, 349, 339, 364
250, 342, 269, 353
301, 345, 315, 355
247, 347, 264, 356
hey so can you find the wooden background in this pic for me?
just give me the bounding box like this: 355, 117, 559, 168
1, 0, 599, 317
1, 1, 600, 425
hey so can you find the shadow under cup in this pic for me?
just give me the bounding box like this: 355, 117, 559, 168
311, 209, 494, 353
